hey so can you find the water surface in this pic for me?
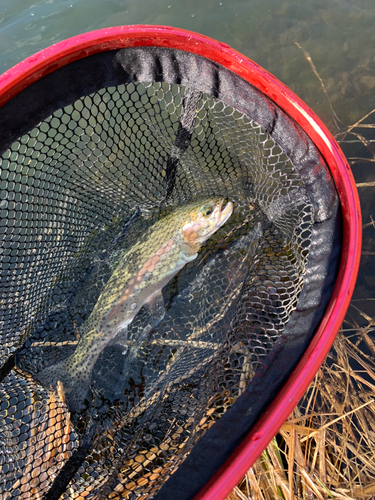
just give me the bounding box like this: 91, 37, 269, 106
1, 0, 375, 128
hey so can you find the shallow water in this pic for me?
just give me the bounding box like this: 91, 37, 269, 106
1, 0, 375, 129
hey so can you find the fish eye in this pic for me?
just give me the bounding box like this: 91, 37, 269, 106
201, 204, 214, 217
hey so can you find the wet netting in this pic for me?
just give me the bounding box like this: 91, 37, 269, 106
0, 46, 341, 499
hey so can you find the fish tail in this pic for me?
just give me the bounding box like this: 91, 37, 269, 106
35, 359, 91, 413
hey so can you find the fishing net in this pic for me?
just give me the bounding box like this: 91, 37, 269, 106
0, 45, 341, 499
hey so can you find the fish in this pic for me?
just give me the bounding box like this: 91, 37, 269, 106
35, 197, 233, 413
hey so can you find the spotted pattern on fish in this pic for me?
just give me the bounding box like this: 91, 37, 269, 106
35, 198, 233, 412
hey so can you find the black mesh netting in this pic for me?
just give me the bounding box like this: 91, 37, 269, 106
0, 47, 341, 499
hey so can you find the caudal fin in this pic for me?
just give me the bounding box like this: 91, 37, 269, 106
35, 360, 91, 414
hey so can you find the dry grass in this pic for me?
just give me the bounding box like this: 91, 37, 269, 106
228, 325, 375, 500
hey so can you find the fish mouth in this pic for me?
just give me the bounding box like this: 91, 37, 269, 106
219, 198, 234, 225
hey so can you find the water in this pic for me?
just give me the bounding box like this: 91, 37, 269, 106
1, 2, 374, 366
1, 0, 375, 129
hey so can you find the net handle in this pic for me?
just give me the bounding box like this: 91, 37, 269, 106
0, 25, 361, 500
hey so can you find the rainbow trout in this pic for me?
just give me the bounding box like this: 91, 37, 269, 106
36, 198, 233, 412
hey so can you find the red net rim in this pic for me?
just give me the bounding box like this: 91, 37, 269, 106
0, 25, 362, 500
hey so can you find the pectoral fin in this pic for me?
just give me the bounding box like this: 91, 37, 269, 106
144, 290, 165, 320
183, 251, 198, 262
114, 326, 128, 354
